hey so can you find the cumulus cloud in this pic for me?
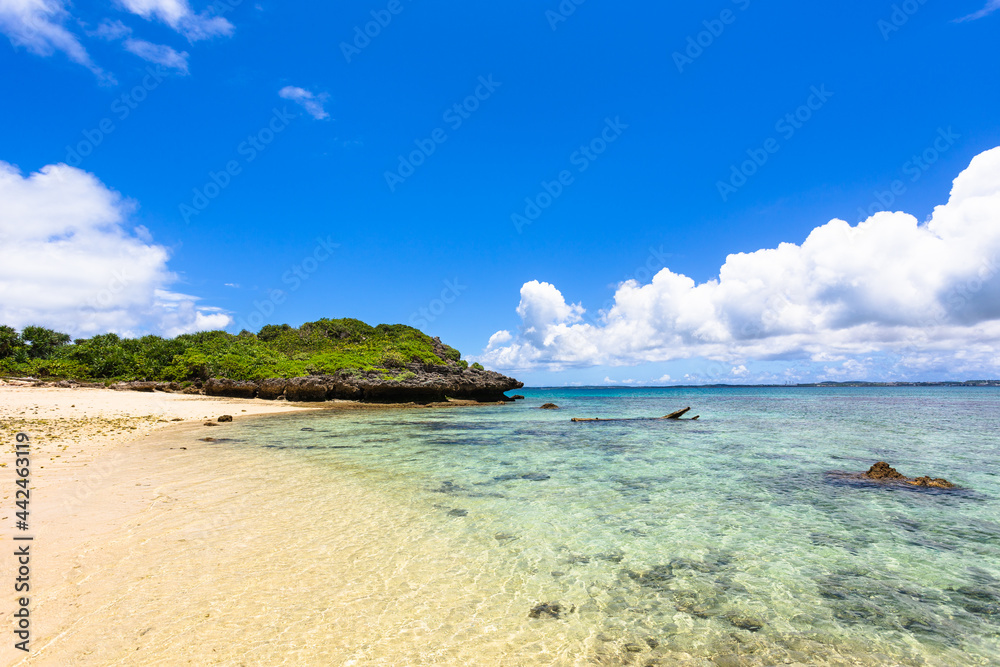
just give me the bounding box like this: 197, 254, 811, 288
278, 86, 331, 120
116, 0, 233, 41
123, 37, 188, 72
0, 0, 113, 82
0, 161, 231, 337
955, 0, 1000, 21
481, 147, 1000, 377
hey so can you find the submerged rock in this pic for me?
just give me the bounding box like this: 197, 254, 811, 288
725, 614, 764, 632
528, 602, 564, 619
910, 476, 955, 489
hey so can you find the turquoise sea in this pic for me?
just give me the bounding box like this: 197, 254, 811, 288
225, 387, 1000, 665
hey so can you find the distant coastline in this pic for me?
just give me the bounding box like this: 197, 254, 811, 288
526, 381, 1000, 389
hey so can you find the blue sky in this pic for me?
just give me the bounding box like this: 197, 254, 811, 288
1, 0, 999, 385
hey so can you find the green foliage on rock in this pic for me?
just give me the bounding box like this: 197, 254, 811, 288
0, 319, 473, 383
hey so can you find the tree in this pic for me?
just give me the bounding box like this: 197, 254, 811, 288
21, 326, 71, 359
0, 326, 23, 359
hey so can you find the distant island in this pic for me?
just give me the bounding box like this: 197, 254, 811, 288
0, 319, 523, 403
599, 381, 1000, 388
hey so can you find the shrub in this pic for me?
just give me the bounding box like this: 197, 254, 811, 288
471, 362, 485, 371
381, 350, 406, 368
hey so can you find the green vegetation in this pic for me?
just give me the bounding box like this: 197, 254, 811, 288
0, 319, 478, 382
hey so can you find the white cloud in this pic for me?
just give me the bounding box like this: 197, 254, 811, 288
123, 37, 188, 72
116, 0, 233, 41
486, 329, 512, 347
0, 161, 231, 337
956, 0, 1000, 21
481, 147, 1000, 377
278, 86, 330, 120
0, 0, 113, 82
87, 18, 132, 40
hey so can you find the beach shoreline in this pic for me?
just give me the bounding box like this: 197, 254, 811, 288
0, 385, 529, 666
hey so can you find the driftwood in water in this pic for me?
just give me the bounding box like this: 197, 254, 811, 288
571, 407, 699, 422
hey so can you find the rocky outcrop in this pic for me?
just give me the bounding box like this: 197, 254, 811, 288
865, 461, 906, 481
864, 462, 955, 487
828, 461, 958, 489
908, 475, 956, 489
540, 403, 559, 409
205, 378, 257, 399
106, 363, 523, 404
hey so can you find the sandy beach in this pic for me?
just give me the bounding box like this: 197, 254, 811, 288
0, 386, 567, 666
0, 386, 314, 665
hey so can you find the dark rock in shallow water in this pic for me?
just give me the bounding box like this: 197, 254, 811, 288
521, 473, 551, 481
861, 462, 956, 488
866, 461, 906, 480
623, 643, 644, 653
595, 550, 625, 563
625, 565, 674, 592
433, 481, 464, 494
539, 403, 559, 409
910, 476, 955, 488
528, 602, 564, 619
511, 395, 525, 400
217, 415, 233, 422
726, 614, 764, 632
828, 462, 960, 490
447, 508, 468, 517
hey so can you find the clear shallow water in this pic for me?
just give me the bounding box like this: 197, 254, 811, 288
225, 388, 1000, 665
